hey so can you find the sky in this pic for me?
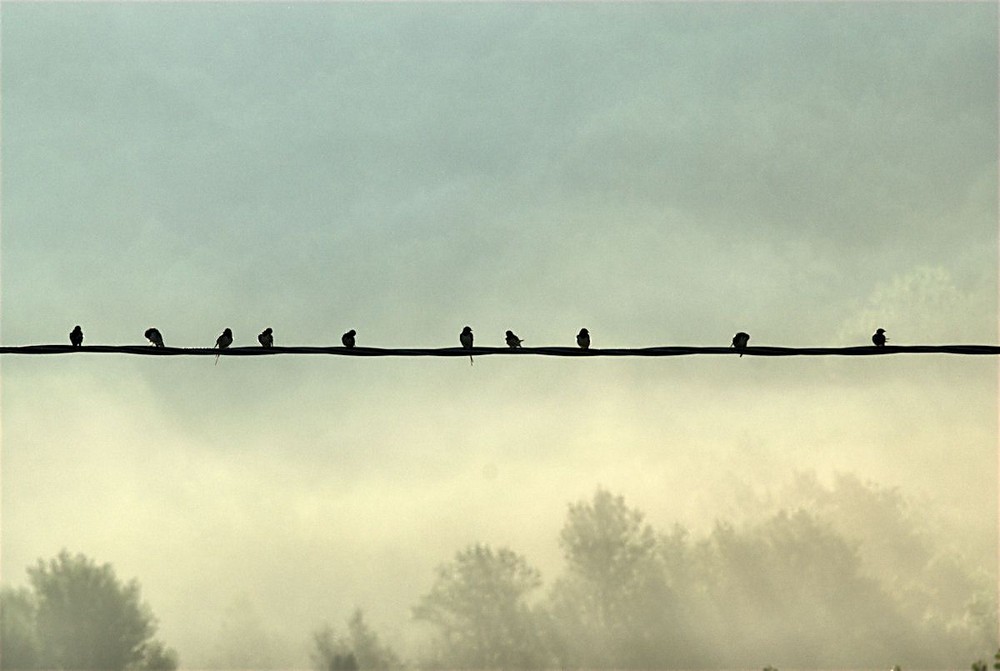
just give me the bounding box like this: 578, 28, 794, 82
1, 1, 997, 667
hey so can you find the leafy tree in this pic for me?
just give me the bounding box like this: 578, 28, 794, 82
413, 544, 549, 670
139, 640, 179, 671
691, 510, 930, 668
24, 550, 176, 671
778, 472, 997, 660
311, 609, 402, 671
0, 586, 38, 670
548, 489, 681, 668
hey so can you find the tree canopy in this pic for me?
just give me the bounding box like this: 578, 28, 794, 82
0, 550, 177, 671
409, 482, 995, 670
413, 544, 549, 670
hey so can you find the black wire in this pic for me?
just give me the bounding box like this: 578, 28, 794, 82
1, 345, 999, 357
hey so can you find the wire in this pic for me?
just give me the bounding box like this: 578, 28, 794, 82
1, 345, 998, 357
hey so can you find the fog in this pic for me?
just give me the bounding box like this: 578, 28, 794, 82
1, 2, 996, 668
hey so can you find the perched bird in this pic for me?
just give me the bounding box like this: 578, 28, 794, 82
460, 326, 474, 365
341, 329, 356, 349
505, 330, 523, 349
576, 328, 590, 350
872, 328, 887, 347
731, 331, 750, 357
144, 328, 164, 348
258, 327, 273, 348
69, 325, 83, 347
215, 328, 233, 365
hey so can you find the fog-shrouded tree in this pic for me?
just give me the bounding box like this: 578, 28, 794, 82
689, 509, 934, 668
9, 550, 177, 671
311, 609, 403, 671
782, 470, 997, 647
413, 544, 550, 670
0, 586, 39, 670
548, 488, 683, 669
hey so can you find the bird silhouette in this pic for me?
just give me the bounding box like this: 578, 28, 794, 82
872, 328, 887, 347
505, 330, 523, 349
258, 327, 273, 348
576, 328, 590, 350
460, 326, 474, 365
215, 328, 233, 365
144, 328, 164, 348
731, 332, 750, 357
69, 325, 83, 347
342, 329, 356, 348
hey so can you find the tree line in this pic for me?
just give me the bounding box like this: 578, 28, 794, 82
1, 474, 995, 670
406, 477, 995, 670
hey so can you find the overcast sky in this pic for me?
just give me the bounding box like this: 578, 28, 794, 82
1, 2, 997, 666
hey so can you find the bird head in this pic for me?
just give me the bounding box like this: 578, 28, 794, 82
579, 328, 589, 336
462, 326, 473, 334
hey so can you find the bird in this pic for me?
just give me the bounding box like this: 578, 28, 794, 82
258, 327, 273, 348
69, 325, 83, 347
460, 326, 474, 365
576, 328, 590, 350
341, 329, 356, 348
872, 328, 887, 347
144, 328, 164, 348
215, 328, 233, 365
731, 331, 750, 357
505, 330, 523, 349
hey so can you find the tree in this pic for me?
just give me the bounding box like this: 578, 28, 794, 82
311, 609, 402, 671
548, 489, 681, 668
24, 550, 177, 671
691, 510, 929, 668
0, 586, 38, 670
413, 544, 549, 670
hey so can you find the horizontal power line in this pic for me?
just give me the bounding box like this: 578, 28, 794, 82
1, 344, 999, 357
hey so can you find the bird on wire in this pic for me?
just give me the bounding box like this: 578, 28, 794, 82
215, 328, 233, 365
258, 327, 273, 348
505, 330, 523, 349
576, 328, 590, 350
732, 331, 750, 357
69, 325, 83, 347
145, 328, 164, 348
342, 329, 356, 348
460, 326, 474, 365
872, 328, 887, 347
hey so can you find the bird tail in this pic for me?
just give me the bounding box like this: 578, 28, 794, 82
469, 354, 474, 366
215, 352, 220, 366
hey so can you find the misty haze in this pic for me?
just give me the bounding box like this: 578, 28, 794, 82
1, 1, 997, 670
